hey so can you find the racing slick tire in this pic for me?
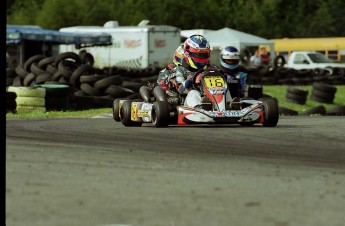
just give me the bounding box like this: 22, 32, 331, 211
120, 100, 142, 127
113, 98, 129, 122
262, 98, 279, 127
152, 101, 170, 127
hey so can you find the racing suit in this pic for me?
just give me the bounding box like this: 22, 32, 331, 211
221, 65, 248, 98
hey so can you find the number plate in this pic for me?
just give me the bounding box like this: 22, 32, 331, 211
204, 76, 225, 88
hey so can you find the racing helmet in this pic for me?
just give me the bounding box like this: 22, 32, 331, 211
220, 46, 240, 70
183, 34, 210, 70
173, 44, 185, 66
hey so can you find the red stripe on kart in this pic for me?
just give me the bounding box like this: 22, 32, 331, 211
259, 111, 265, 123
178, 112, 192, 125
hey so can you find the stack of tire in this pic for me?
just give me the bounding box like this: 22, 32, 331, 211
285, 87, 308, 105
6, 52, 150, 111
247, 85, 263, 99
6, 91, 17, 113
6, 86, 46, 113
35, 84, 71, 111
310, 82, 337, 104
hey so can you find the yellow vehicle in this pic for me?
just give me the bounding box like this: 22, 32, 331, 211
267, 37, 345, 63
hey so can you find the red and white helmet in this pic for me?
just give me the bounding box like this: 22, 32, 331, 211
183, 34, 210, 70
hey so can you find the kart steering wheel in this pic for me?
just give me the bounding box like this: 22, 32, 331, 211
192, 67, 205, 85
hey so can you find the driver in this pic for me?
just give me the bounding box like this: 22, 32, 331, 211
158, 34, 237, 109
219, 46, 248, 98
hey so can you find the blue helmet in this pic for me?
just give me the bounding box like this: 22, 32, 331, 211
220, 46, 240, 70
183, 34, 210, 70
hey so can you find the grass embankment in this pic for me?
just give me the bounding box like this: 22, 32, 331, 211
6, 85, 345, 119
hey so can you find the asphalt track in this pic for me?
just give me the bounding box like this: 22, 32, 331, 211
6, 116, 345, 226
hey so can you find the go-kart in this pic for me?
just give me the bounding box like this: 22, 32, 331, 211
112, 68, 279, 127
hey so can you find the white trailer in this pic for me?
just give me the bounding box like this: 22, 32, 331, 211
59, 21, 181, 69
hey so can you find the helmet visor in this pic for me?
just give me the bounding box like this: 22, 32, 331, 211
223, 59, 239, 65
189, 52, 210, 59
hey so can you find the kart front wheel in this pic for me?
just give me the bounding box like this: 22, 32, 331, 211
120, 100, 142, 127
262, 98, 279, 127
152, 101, 170, 127
113, 98, 128, 122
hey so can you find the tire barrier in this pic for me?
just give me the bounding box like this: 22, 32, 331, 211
301, 105, 326, 116
7, 86, 46, 113
246, 61, 345, 86
35, 84, 71, 111
6, 52, 163, 111
6, 91, 17, 113
285, 87, 308, 105
310, 82, 337, 104
5, 52, 345, 114
247, 85, 263, 99
326, 105, 345, 116
279, 107, 298, 116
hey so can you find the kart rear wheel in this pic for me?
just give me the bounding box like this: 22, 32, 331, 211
152, 101, 170, 127
262, 98, 279, 127
120, 100, 142, 127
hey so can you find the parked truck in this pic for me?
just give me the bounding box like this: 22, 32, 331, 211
275, 51, 345, 69
59, 21, 181, 70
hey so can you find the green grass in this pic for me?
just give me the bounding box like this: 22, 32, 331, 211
6, 85, 345, 119
6, 107, 112, 119
263, 85, 345, 113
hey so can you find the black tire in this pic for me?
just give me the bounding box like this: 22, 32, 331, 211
310, 94, 334, 104
104, 85, 135, 98
58, 60, 79, 80
301, 105, 326, 116
12, 76, 24, 87
35, 73, 52, 85
54, 52, 81, 66
80, 83, 103, 96
24, 55, 46, 72
152, 101, 170, 127
94, 75, 123, 91
112, 98, 129, 122
30, 62, 46, 75
279, 107, 298, 116
273, 55, 286, 68
287, 87, 308, 97
262, 98, 279, 127
36, 84, 71, 97
311, 89, 335, 100
285, 93, 307, 105
15, 64, 29, 79
70, 64, 95, 89
312, 82, 337, 94
38, 56, 55, 70
120, 100, 143, 127
80, 52, 95, 65
121, 80, 143, 92
46, 64, 58, 75
326, 105, 345, 116
79, 74, 107, 85
23, 73, 37, 87
247, 85, 263, 100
